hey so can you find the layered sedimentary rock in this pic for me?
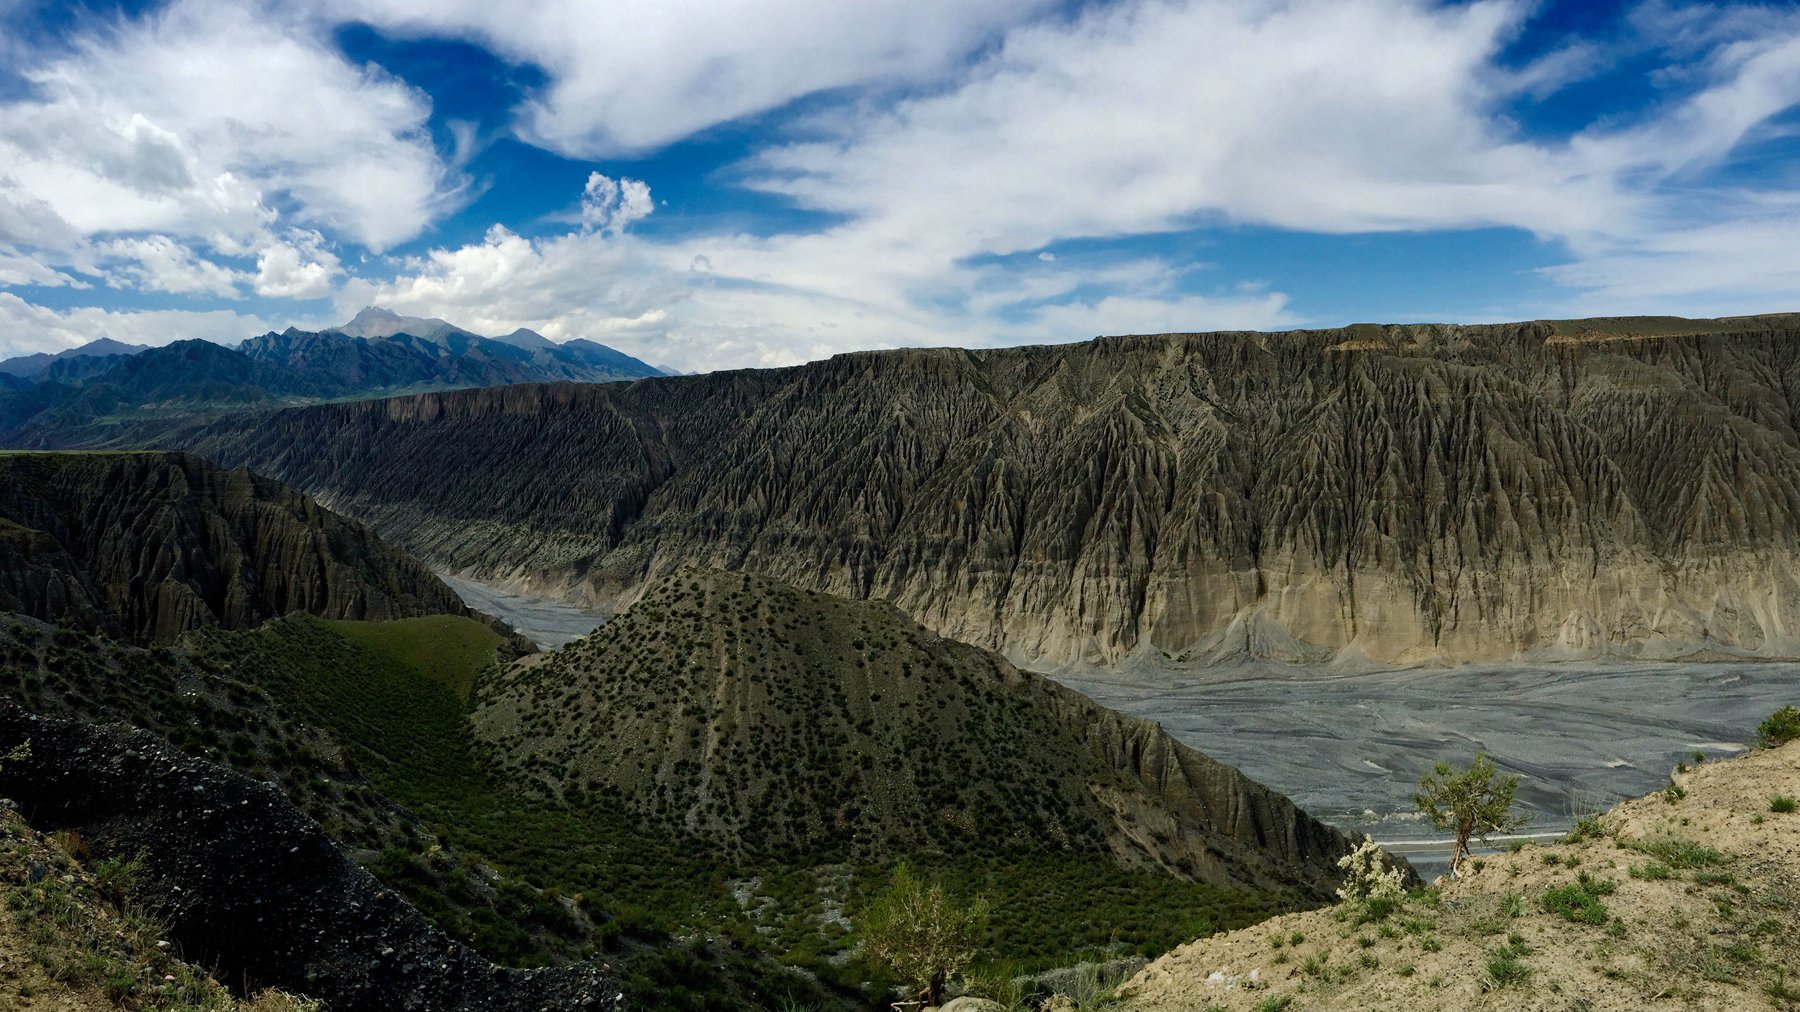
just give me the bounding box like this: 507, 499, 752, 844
168, 315, 1800, 666
0, 451, 473, 643
472, 569, 1360, 893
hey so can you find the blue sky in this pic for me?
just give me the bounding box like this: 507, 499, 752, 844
1, 0, 1798, 370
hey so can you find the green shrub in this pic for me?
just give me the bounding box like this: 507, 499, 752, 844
1542, 881, 1609, 924
1770, 795, 1797, 814
1758, 706, 1799, 748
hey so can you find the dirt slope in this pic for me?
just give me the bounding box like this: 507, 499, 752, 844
1115, 740, 1800, 1010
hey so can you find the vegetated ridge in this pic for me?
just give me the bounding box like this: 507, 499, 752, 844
157, 312, 1800, 667
473, 568, 1364, 895
0, 451, 476, 643
1115, 737, 1800, 1011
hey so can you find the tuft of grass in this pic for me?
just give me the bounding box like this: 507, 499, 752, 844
1561, 816, 1605, 844
1625, 837, 1729, 870
1542, 879, 1610, 925
1484, 946, 1532, 989
1770, 795, 1797, 814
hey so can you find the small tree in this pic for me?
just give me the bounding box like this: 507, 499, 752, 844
1415, 753, 1526, 878
860, 863, 988, 1007
0, 738, 27, 773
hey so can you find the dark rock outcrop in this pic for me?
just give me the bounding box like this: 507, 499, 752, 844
0, 451, 474, 643
0, 702, 621, 1012
161, 314, 1800, 667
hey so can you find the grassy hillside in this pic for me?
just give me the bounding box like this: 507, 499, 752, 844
477, 571, 1118, 862
2, 604, 1321, 1007
1116, 739, 1800, 1011
473, 569, 1354, 893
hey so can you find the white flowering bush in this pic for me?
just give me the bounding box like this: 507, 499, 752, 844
1336, 835, 1407, 911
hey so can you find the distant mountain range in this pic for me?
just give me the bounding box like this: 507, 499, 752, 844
0, 307, 664, 445
0, 336, 149, 379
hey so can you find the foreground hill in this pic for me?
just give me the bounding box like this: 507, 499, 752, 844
157, 313, 1800, 667
0, 701, 622, 1012
0, 451, 473, 643
1116, 737, 1800, 1011
474, 569, 1361, 894
0, 797, 318, 1012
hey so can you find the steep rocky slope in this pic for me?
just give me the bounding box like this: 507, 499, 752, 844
473, 569, 1362, 894
0, 702, 621, 1012
160, 314, 1800, 667
0, 797, 319, 1012
1115, 738, 1800, 1011
0, 451, 474, 643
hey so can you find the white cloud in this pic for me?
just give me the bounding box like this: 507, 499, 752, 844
0, 292, 274, 357
254, 229, 341, 299
9, 0, 1800, 368
0, 0, 458, 254
748, 0, 1641, 257
99, 234, 244, 297
310, 0, 1057, 157
0, 245, 84, 288
580, 173, 654, 235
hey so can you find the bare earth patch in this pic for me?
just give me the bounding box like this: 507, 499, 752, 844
1115, 741, 1800, 1011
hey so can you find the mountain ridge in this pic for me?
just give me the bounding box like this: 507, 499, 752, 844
0, 450, 480, 643
153, 313, 1800, 668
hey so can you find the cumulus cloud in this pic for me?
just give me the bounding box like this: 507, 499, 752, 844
579, 174, 654, 235
254, 229, 341, 299
0, 245, 84, 289
9, 0, 1800, 367
99, 234, 244, 297
747, 0, 1640, 257
0, 0, 458, 256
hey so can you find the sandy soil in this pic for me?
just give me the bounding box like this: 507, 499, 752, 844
1115, 740, 1800, 1011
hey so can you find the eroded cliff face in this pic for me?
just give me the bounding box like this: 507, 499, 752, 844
169, 316, 1800, 666
0, 452, 474, 643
